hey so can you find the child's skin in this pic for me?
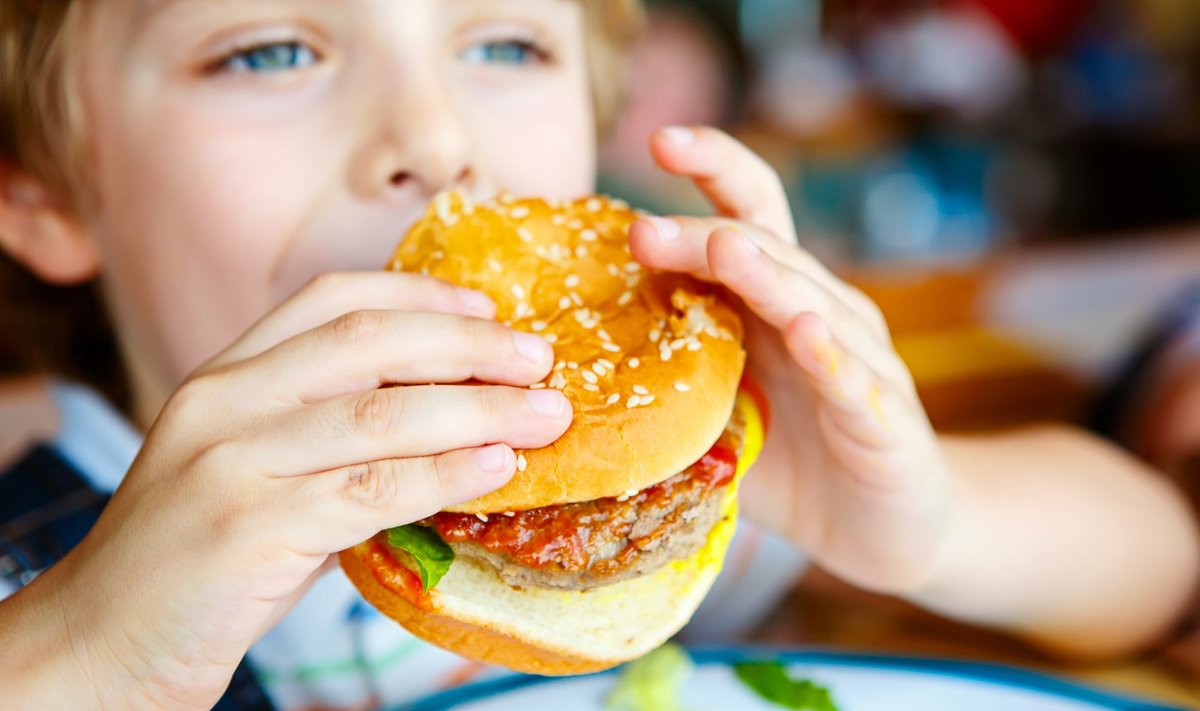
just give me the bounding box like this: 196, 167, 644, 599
0, 0, 1197, 708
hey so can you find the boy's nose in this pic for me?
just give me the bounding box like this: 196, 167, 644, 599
359, 129, 473, 201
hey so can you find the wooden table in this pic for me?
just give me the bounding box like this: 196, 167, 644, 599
752, 569, 1200, 709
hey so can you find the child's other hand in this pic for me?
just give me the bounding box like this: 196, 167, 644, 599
37, 272, 572, 709
630, 127, 949, 595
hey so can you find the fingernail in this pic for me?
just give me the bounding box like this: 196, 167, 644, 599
738, 229, 762, 256
661, 126, 695, 146
457, 288, 495, 317
513, 331, 550, 365
646, 217, 680, 242
526, 389, 567, 418
473, 444, 512, 474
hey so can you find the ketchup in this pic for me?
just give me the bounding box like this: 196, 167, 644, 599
427, 432, 741, 574
365, 539, 436, 611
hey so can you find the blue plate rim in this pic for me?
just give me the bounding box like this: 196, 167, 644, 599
400, 646, 1188, 711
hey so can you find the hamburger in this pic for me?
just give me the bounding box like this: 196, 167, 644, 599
339, 192, 766, 675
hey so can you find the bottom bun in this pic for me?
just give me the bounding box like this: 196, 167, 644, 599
340, 390, 765, 675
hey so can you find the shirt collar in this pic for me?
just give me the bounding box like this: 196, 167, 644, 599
48, 380, 142, 494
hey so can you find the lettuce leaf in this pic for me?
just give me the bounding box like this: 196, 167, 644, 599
385, 525, 454, 591
733, 661, 839, 711
605, 643, 694, 711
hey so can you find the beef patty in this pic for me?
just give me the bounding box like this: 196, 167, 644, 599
423, 409, 745, 592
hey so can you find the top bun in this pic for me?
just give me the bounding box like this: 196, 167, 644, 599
389, 192, 745, 513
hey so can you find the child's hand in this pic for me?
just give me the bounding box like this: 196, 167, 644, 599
629, 127, 950, 595
26, 272, 572, 709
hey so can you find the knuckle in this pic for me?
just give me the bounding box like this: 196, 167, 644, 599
343, 459, 401, 510
352, 388, 405, 436
164, 370, 227, 424
330, 309, 385, 346
477, 386, 510, 422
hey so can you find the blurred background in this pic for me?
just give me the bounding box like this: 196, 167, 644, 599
597, 0, 1200, 432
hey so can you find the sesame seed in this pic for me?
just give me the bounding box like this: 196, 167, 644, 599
586, 198, 602, 212
624, 488, 638, 497
542, 333, 559, 344
554, 361, 566, 371
606, 393, 621, 406
616, 493, 631, 502
598, 358, 616, 370
687, 340, 702, 351
570, 292, 584, 306
549, 373, 567, 389
633, 385, 649, 395
649, 329, 662, 343
624, 262, 641, 274
583, 383, 600, 392
517, 454, 527, 472
503, 511, 516, 517
488, 260, 504, 273
660, 347, 673, 362
511, 206, 531, 219
499, 193, 515, 205
514, 302, 533, 319
597, 328, 612, 342
617, 291, 634, 307
575, 246, 588, 258
511, 284, 526, 300
626, 275, 641, 289
612, 198, 630, 210
529, 383, 547, 390
558, 296, 572, 310
567, 361, 579, 369
580, 229, 598, 242
601, 343, 622, 353
431, 250, 445, 260
552, 214, 567, 226
704, 325, 720, 338
628, 358, 640, 368
581, 370, 598, 384
591, 363, 606, 376
531, 321, 547, 332
476, 513, 489, 522
675, 382, 691, 392
641, 395, 656, 405
671, 338, 687, 351
565, 274, 581, 288
607, 264, 621, 277
569, 219, 584, 230
444, 214, 460, 227
627, 395, 640, 409
518, 227, 534, 243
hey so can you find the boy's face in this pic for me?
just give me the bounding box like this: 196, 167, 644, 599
80, 0, 596, 407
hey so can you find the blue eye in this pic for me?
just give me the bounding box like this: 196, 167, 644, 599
461, 40, 546, 66
221, 42, 317, 74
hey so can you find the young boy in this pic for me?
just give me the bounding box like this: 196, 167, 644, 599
0, 1, 1196, 709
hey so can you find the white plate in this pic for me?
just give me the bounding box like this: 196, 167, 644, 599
403, 649, 1186, 711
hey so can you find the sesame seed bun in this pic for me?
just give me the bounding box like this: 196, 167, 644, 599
387, 192, 747, 513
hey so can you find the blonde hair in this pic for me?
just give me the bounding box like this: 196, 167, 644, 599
0, 0, 644, 399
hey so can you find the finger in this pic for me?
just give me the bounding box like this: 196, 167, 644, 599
631, 215, 871, 313
630, 215, 800, 281
280, 445, 517, 553
650, 125, 796, 241
785, 313, 899, 451
705, 226, 897, 362
239, 310, 555, 404
207, 272, 497, 371
248, 385, 572, 477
